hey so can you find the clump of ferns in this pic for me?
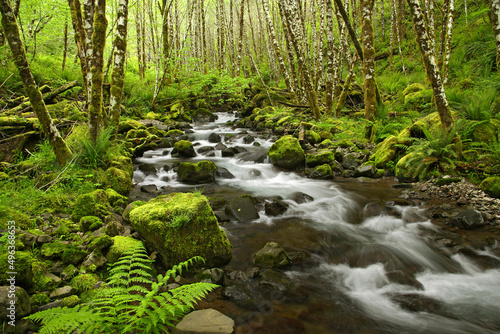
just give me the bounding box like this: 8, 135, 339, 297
404, 126, 461, 180
27, 242, 218, 333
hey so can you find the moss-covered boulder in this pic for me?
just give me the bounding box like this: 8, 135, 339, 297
118, 118, 145, 134
41, 242, 66, 257
79, 216, 103, 232
252, 242, 290, 269
0, 206, 31, 229
306, 149, 336, 168
72, 190, 109, 222
106, 188, 128, 207
125, 129, 151, 140
370, 135, 398, 168
309, 164, 333, 179
172, 140, 196, 158
0, 286, 31, 319
402, 83, 425, 97
267, 135, 305, 170
0, 252, 33, 291
480, 177, 500, 198
305, 130, 321, 145
404, 89, 433, 112
190, 108, 217, 122
177, 161, 217, 184
129, 193, 232, 268
106, 236, 142, 264
471, 120, 500, 144
104, 167, 133, 195
395, 152, 427, 182
71, 274, 99, 293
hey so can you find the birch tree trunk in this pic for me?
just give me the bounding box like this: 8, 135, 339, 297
442, 0, 454, 84
136, 0, 144, 79
237, 0, 244, 76
83, 0, 95, 103
407, 0, 453, 129
68, 0, 88, 92
491, 0, 500, 76
109, 0, 129, 133
281, 0, 321, 120
361, 0, 377, 121
88, 0, 107, 143
0, 0, 72, 165
62, 19, 68, 70
333, 0, 364, 61
325, 0, 338, 113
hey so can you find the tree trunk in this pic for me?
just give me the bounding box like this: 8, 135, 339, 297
335, 55, 357, 117
281, 0, 320, 120
361, 0, 377, 122
237, 0, 245, 76
62, 19, 68, 71
407, 0, 453, 129
68, 0, 89, 96
109, 0, 129, 133
0, 0, 72, 165
325, 0, 337, 113
88, 0, 107, 143
333, 0, 364, 61
491, 0, 500, 76
442, 0, 454, 84
83, 0, 95, 103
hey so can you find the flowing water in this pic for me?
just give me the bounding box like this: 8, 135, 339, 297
132, 113, 500, 334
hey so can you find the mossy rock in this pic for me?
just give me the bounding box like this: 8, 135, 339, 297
370, 135, 398, 168
409, 112, 452, 138
0, 286, 31, 319
309, 164, 333, 179
0, 252, 33, 291
190, 108, 217, 122
480, 177, 500, 198
118, 118, 144, 134
172, 140, 196, 158
41, 242, 66, 257
61, 246, 87, 265
396, 128, 412, 146
88, 235, 113, 252
71, 273, 99, 293
61, 295, 81, 307
104, 167, 133, 195
129, 193, 232, 268
470, 120, 499, 144
122, 201, 147, 221
0, 205, 31, 229
125, 129, 151, 140
267, 135, 305, 170
80, 216, 103, 232
305, 130, 321, 145
334, 139, 355, 149
72, 190, 109, 223
404, 89, 433, 112
177, 161, 217, 184
306, 149, 336, 168
106, 236, 143, 264
395, 152, 427, 182
166, 129, 184, 138
109, 154, 134, 177
402, 83, 425, 97
144, 112, 161, 120
106, 188, 128, 207
30, 293, 50, 307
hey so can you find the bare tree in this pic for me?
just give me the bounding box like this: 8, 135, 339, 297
361, 0, 377, 121
491, 0, 500, 76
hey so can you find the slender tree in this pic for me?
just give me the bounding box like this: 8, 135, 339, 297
491, 0, 500, 76
68, 0, 89, 96
109, 0, 129, 133
83, 0, 95, 102
324, 0, 338, 113
0, 0, 72, 165
442, 0, 454, 83
407, 0, 453, 129
361, 0, 377, 121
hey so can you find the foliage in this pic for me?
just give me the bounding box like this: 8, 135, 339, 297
27, 242, 218, 334
448, 87, 498, 121
404, 127, 460, 180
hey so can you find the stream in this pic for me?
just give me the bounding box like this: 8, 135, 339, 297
130, 112, 500, 334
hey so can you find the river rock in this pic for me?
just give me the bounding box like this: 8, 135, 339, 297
49, 285, 76, 299
449, 209, 486, 229
201, 268, 225, 284
0, 286, 31, 319
177, 161, 218, 184
221, 148, 235, 157
172, 140, 196, 158
289, 192, 314, 204
176, 309, 234, 334
225, 196, 260, 222
252, 242, 290, 268
138, 164, 157, 176
354, 164, 376, 177
242, 135, 254, 144
191, 108, 217, 123
216, 167, 235, 179
222, 285, 255, 309
197, 146, 214, 155
140, 184, 158, 194
129, 193, 232, 268
342, 153, 360, 169
208, 133, 222, 143
267, 135, 305, 170
258, 269, 293, 291
264, 200, 289, 216
215, 142, 227, 150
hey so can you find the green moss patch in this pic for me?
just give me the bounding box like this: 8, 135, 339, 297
268, 135, 305, 170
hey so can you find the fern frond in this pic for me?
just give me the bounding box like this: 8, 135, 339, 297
26, 305, 100, 334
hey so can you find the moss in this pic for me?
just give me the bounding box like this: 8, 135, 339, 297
61, 295, 81, 307
107, 236, 142, 264
145, 112, 161, 120
370, 135, 398, 168
104, 167, 133, 195
62, 264, 79, 281
402, 83, 425, 96
41, 242, 66, 257
404, 89, 433, 112
267, 135, 305, 170
309, 164, 333, 179
123, 201, 147, 221
177, 161, 217, 184
125, 129, 150, 140
88, 235, 113, 252
34, 272, 60, 292
71, 274, 99, 293
306, 149, 336, 168
129, 193, 232, 268
174, 140, 194, 151
375, 169, 385, 178
106, 188, 128, 207
435, 177, 462, 186
471, 120, 499, 144
0, 205, 32, 229
480, 177, 500, 198
334, 139, 355, 149
277, 116, 293, 126
396, 128, 412, 146
31, 293, 50, 307
61, 246, 87, 265
190, 108, 216, 122
72, 190, 109, 223
109, 154, 133, 177
166, 129, 184, 137
118, 118, 144, 133
0, 252, 33, 291
80, 216, 103, 232
305, 130, 321, 144
0, 172, 8, 180
395, 152, 427, 182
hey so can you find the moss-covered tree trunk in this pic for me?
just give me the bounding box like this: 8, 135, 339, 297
83, 0, 95, 103
361, 0, 377, 122
88, 0, 107, 143
0, 0, 72, 165
109, 0, 129, 133
407, 0, 453, 129
442, 0, 454, 84
490, 0, 500, 76
68, 0, 89, 95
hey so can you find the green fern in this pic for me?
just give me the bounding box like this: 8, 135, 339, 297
27, 242, 219, 333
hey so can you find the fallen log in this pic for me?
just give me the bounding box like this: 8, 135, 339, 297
3, 80, 79, 115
